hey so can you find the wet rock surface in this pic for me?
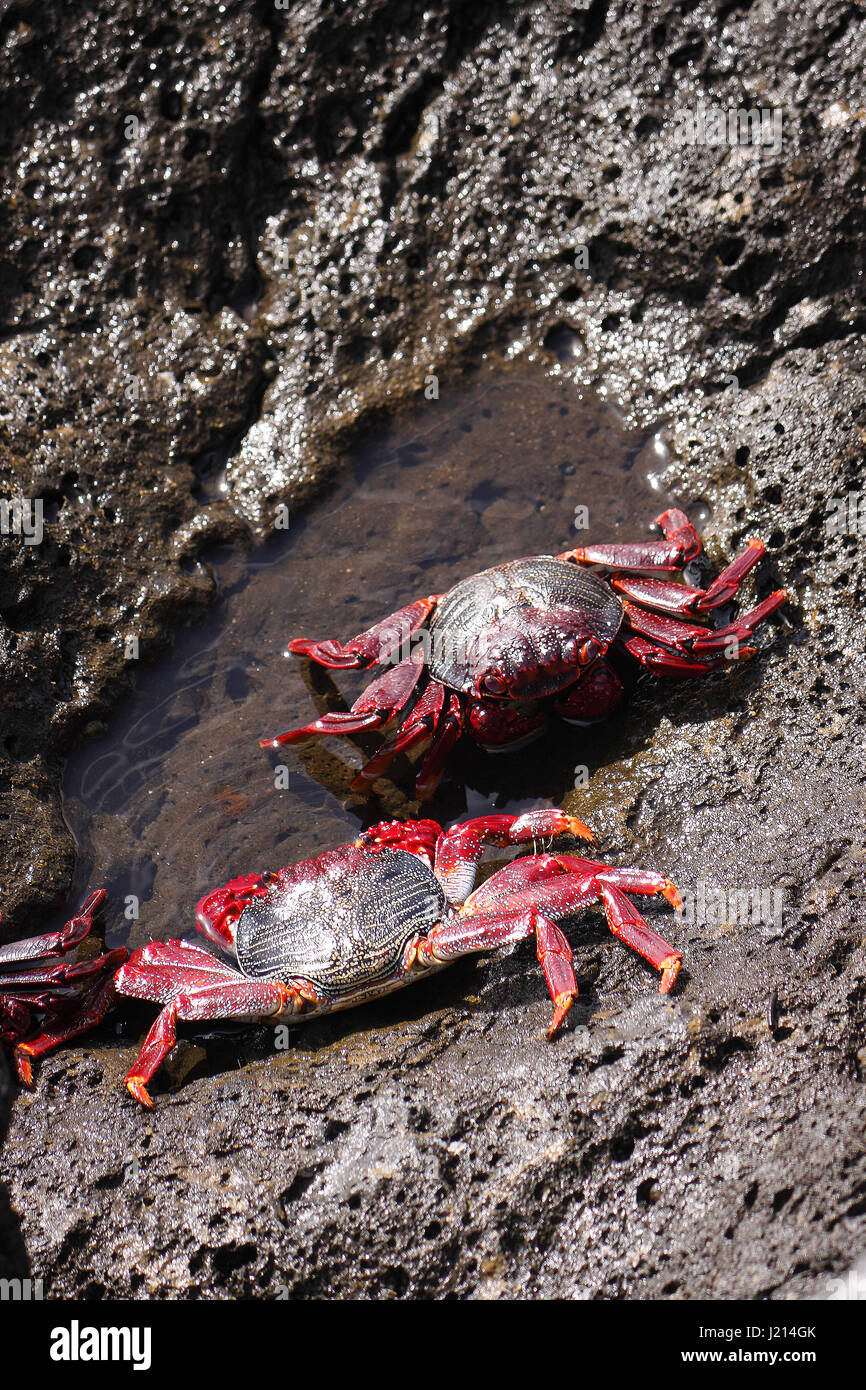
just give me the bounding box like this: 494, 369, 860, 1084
1, 0, 865, 1298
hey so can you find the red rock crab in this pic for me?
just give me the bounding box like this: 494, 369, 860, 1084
262, 508, 787, 798
112, 808, 682, 1106
0, 810, 684, 1105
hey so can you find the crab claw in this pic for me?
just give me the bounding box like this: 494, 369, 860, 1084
287, 637, 368, 669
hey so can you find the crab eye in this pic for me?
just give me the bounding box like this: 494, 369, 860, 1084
578, 639, 600, 666
481, 673, 507, 695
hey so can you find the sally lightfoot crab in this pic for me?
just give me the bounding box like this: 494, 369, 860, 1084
263, 507, 787, 797
0, 890, 126, 1087
112, 808, 683, 1107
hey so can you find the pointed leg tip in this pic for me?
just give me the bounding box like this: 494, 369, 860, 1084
547, 992, 576, 1039
15, 1049, 35, 1089
659, 955, 682, 994
567, 816, 596, 844
126, 1076, 154, 1109
662, 880, 684, 913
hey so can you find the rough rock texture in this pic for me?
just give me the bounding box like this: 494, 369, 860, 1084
1, 0, 865, 1298
0, 1051, 28, 1281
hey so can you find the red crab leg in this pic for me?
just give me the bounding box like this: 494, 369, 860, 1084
434, 809, 595, 904
0, 949, 125, 991
116, 942, 299, 1106
535, 914, 578, 1035
414, 693, 464, 801
559, 508, 701, 572
14, 949, 127, 1088
127, 938, 238, 979
117, 941, 253, 1004
612, 573, 719, 613
611, 538, 770, 615
0, 889, 106, 965
697, 538, 770, 609
621, 603, 724, 649
288, 595, 440, 669
552, 659, 624, 722
260, 650, 425, 751
420, 906, 578, 1037
420, 861, 682, 1017
462, 851, 575, 907
347, 677, 450, 794
1, 996, 31, 1036
621, 591, 786, 657
466, 854, 682, 914
683, 590, 787, 652
621, 634, 757, 676
598, 882, 682, 993
124, 981, 292, 1108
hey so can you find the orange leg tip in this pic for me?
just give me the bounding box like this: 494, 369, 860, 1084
126, 1076, 154, 1109
15, 1049, 34, 1089
547, 992, 576, 1039
659, 955, 682, 995
567, 817, 596, 844
662, 880, 684, 912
